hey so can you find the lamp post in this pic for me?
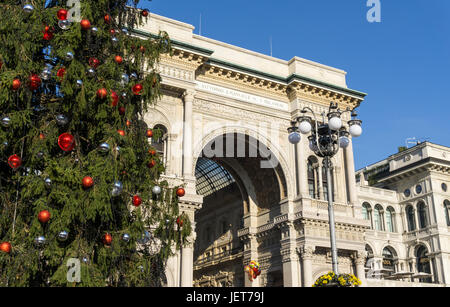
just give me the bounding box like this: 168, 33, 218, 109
288, 102, 363, 274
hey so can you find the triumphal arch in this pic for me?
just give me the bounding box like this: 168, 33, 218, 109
134, 13, 369, 287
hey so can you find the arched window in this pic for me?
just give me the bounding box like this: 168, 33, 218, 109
382, 247, 396, 276
444, 200, 450, 226
416, 245, 432, 283
307, 157, 318, 199
362, 202, 373, 229
417, 202, 428, 229
406, 205, 416, 231
152, 124, 168, 164
365, 245, 375, 277
373, 204, 384, 231
385, 207, 396, 233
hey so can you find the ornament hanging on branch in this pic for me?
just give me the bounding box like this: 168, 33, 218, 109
111, 91, 119, 106
0, 242, 11, 254
103, 233, 112, 246
147, 160, 156, 169
142, 9, 149, 17
82, 176, 94, 189
115, 55, 123, 64
38, 210, 51, 223
57, 9, 68, 21
1, 116, 11, 128
89, 57, 100, 68
146, 129, 153, 138
97, 88, 108, 99
104, 14, 111, 24
117, 130, 126, 136
176, 216, 183, 227
132, 195, 142, 207
8, 154, 22, 169
23, 4, 34, 13
58, 133, 75, 152
176, 187, 185, 197
80, 19, 91, 30
132, 84, 143, 95
12, 78, 21, 91
29, 74, 42, 91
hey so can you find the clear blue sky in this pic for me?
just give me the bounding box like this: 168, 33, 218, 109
140, 0, 450, 170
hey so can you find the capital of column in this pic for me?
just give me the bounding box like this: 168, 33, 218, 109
298, 246, 315, 260
183, 89, 196, 102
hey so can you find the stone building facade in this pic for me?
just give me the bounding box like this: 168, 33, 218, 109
133, 13, 449, 287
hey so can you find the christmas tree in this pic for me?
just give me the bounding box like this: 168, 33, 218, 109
0, 1, 190, 287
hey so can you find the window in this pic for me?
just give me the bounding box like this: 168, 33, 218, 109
416, 245, 432, 283
404, 189, 411, 197
382, 247, 396, 276
373, 205, 384, 231
307, 157, 317, 199
442, 183, 447, 192
151, 124, 168, 163
417, 202, 428, 229
385, 207, 396, 232
415, 185, 422, 194
362, 203, 371, 221
322, 161, 334, 202
406, 205, 416, 231
445, 200, 450, 226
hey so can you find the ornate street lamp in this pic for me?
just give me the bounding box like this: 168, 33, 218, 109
288, 102, 363, 274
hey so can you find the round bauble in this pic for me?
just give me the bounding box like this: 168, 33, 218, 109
58, 19, 71, 30
35, 236, 46, 246
146, 129, 153, 138
65, 52, 74, 61
97, 88, 108, 99
56, 114, 69, 126
104, 14, 111, 24
176, 217, 183, 227
176, 187, 185, 197
147, 160, 156, 169
57, 9, 68, 20
41, 67, 52, 81
23, 4, 34, 13
58, 231, 69, 242
58, 133, 75, 152
122, 233, 131, 242
8, 154, 22, 169
110, 91, 119, 106
80, 19, 91, 30
103, 233, 112, 246
82, 176, 94, 189
12, 78, 21, 90
29, 74, 42, 91
99, 142, 110, 153
132, 195, 142, 207
57, 67, 66, 79
152, 185, 161, 195
111, 181, 123, 196
130, 72, 138, 80
117, 130, 125, 136
142, 9, 149, 17
44, 177, 52, 187
118, 106, 125, 115
132, 84, 143, 95
76, 80, 83, 87
0, 242, 11, 254
1, 116, 11, 128
114, 55, 123, 64
38, 210, 51, 223
89, 57, 100, 68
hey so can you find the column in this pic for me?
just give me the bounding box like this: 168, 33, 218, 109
243, 234, 260, 287
297, 139, 309, 198
181, 239, 194, 287
317, 165, 323, 200
300, 246, 314, 287
345, 138, 358, 206
281, 222, 301, 287
182, 89, 195, 178
355, 251, 367, 287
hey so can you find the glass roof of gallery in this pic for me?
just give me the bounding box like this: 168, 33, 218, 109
195, 158, 235, 197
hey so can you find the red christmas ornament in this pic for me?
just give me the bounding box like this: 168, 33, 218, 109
139, 46, 145, 53
110, 91, 119, 106
103, 233, 112, 245
58, 133, 75, 152
104, 14, 111, 24
82, 176, 94, 189
126, 120, 131, 127
176, 187, 186, 197
29, 74, 41, 91
8, 155, 22, 169
114, 55, 123, 64
57, 67, 66, 80
110, 29, 116, 35
142, 9, 149, 17
132, 195, 142, 207
146, 129, 153, 138
43, 30, 53, 41
97, 88, 108, 99
147, 160, 156, 169
39, 133, 46, 140
0, 242, 11, 254
177, 217, 183, 227
148, 149, 156, 156
57, 9, 68, 20
118, 106, 125, 115
89, 57, 100, 68
132, 84, 143, 95
80, 19, 91, 30
117, 130, 126, 136
38, 210, 51, 223
12, 79, 21, 90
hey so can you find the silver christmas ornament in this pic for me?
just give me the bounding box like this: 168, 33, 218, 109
44, 177, 52, 187
130, 72, 138, 80
111, 36, 119, 44
58, 19, 71, 30
115, 146, 121, 153
138, 231, 150, 244
23, 4, 34, 13
35, 236, 46, 246
82, 257, 89, 264
76, 80, 83, 87
1, 116, 11, 128
99, 142, 110, 153
58, 231, 69, 242
121, 73, 129, 85
41, 67, 52, 81
87, 68, 96, 77
121, 92, 127, 99
122, 233, 131, 242
65, 52, 74, 61
2, 141, 8, 147
91, 27, 98, 33
121, 28, 128, 35
152, 185, 161, 195
111, 181, 123, 196
56, 114, 69, 125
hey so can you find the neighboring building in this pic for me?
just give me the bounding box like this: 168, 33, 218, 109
133, 13, 449, 287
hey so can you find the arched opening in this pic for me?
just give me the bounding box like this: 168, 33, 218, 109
444, 200, 450, 226
307, 156, 318, 199
415, 245, 432, 283
385, 206, 396, 233
151, 124, 168, 165
364, 244, 375, 278
362, 202, 373, 229
417, 201, 428, 229
373, 204, 384, 231
382, 246, 397, 277
192, 133, 288, 287
406, 205, 416, 232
